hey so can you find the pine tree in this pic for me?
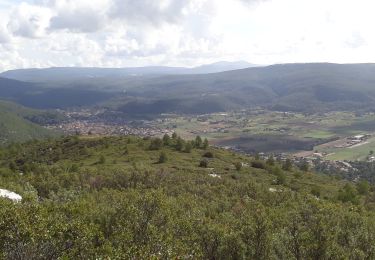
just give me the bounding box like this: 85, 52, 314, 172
203, 138, 209, 149
149, 138, 163, 150
195, 136, 202, 148
282, 158, 293, 171
158, 151, 168, 163
176, 137, 184, 151
99, 155, 106, 164
184, 142, 192, 153
163, 134, 170, 145
266, 155, 275, 165
299, 160, 309, 172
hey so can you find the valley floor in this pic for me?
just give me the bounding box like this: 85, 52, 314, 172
43, 108, 375, 162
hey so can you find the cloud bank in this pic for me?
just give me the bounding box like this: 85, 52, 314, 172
0, 0, 375, 71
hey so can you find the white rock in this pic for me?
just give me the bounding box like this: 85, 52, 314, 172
0, 189, 22, 202
269, 187, 282, 193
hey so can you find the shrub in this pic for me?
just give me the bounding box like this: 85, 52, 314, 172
163, 134, 170, 145
175, 137, 184, 151
9, 161, 16, 172
199, 159, 208, 168
203, 138, 209, 149
275, 171, 286, 185
282, 159, 293, 171
149, 138, 163, 150
338, 184, 359, 204
234, 162, 242, 171
268, 166, 284, 181
251, 160, 265, 169
311, 185, 321, 198
299, 161, 309, 172
184, 143, 192, 153
203, 151, 214, 158
158, 152, 168, 163
357, 180, 370, 195
266, 155, 275, 166
195, 136, 203, 148
98, 155, 106, 164
293, 171, 302, 179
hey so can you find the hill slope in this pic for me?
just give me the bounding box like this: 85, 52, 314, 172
0, 77, 116, 109
0, 101, 60, 145
0, 135, 374, 258
114, 63, 375, 113
0, 61, 256, 82
2, 63, 375, 113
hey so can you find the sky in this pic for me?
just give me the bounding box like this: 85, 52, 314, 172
0, 0, 375, 71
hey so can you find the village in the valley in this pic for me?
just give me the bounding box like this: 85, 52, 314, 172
44, 107, 375, 180
45, 108, 174, 137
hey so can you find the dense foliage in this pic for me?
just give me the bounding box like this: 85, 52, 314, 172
0, 135, 375, 258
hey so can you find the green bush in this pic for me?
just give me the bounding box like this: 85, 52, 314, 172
338, 184, 359, 204
282, 159, 293, 171
311, 185, 322, 198
149, 138, 163, 150
357, 180, 370, 195
98, 155, 106, 164
251, 160, 266, 169
199, 159, 209, 168
234, 162, 242, 171
184, 143, 192, 153
275, 171, 286, 185
203, 151, 214, 158
158, 151, 168, 163
266, 156, 275, 166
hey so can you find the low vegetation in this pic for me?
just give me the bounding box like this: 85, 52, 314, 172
0, 135, 374, 258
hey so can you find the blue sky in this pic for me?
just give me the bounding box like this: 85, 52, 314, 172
0, 0, 375, 71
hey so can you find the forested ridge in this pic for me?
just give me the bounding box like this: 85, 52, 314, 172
4, 63, 375, 114
0, 135, 375, 259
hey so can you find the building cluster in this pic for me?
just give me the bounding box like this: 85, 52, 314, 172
334, 134, 371, 148
47, 120, 173, 137
220, 145, 357, 174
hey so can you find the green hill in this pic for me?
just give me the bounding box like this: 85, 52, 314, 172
0, 77, 116, 109
0, 61, 255, 82
0, 135, 374, 258
113, 63, 375, 114
0, 101, 60, 145
4, 63, 375, 113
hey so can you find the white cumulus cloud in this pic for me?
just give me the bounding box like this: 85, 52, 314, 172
7, 2, 52, 38
1, 0, 375, 72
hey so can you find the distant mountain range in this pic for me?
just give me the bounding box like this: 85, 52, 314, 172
1, 62, 375, 114
0, 61, 258, 82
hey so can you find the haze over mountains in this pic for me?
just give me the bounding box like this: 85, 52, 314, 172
0, 61, 257, 82
1, 62, 375, 114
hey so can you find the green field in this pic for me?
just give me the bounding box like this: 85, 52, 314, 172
303, 130, 336, 139
157, 110, 375, 160
323, 137, 375, 161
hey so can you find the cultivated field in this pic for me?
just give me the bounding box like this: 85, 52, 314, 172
156, 110, 375, 161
